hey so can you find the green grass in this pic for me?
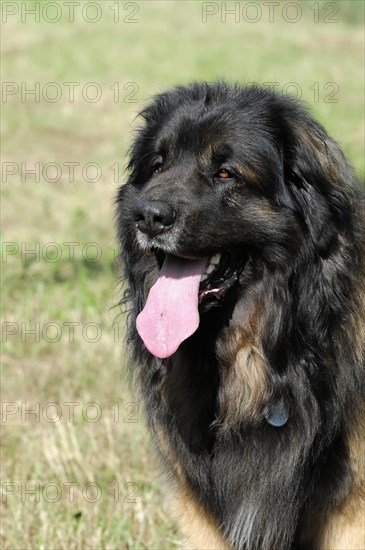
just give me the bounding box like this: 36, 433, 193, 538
1, 1, 364, 548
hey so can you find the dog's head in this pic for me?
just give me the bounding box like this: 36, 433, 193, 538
117, 83, 357, 358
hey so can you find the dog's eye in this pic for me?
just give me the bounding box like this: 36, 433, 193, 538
216, 168, 234, 180
153, 162, 164, 174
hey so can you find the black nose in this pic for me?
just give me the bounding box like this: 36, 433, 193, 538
133, 200, 176, 237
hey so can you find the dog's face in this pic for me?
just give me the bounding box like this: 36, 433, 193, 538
132, 109, 298, 256
118, 84, 353, 357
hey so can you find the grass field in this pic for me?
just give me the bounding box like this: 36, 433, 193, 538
1, 1, 364, 548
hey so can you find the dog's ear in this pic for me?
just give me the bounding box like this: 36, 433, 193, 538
284, 120, 355, 254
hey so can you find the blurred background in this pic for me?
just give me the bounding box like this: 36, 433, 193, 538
1, 1, 364, 548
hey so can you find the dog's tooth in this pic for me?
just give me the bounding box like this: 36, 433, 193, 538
206, 264, 215, 274
200, 274, 208, 282
210, 253, 221, 265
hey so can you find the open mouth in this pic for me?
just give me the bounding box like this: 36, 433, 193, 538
137, 248, 246, 359
154, 248, 245, 305
198, 252, 241, 303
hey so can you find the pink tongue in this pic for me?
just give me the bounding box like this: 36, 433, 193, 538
136, 255, 208, 358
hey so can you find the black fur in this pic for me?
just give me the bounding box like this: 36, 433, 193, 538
116, 83, 365, 549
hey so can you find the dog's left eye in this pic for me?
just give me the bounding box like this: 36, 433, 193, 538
152, 162, 164, 174
215, 168, 234, 180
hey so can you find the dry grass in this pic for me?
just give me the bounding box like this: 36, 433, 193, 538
1, 1, 364, 548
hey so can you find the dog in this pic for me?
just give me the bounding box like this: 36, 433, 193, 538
116, 83, 365, 549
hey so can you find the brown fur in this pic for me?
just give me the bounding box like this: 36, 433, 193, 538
167, 485, 232, 550
156, 423, 232, 548
217, 344, 269, 426
318, 417, 365, 549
